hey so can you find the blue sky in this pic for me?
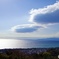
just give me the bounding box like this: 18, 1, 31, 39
0, 0, 59, 38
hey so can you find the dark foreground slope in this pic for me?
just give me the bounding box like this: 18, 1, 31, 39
0, 48, 59, 59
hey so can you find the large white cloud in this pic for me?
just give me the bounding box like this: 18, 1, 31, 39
29, 2, 59, 24
11, 2, 59, 33
11, 24, 42, 33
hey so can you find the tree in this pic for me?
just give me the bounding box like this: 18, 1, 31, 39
43, 52, 52, 59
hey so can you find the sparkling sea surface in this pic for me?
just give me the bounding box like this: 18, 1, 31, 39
0, 38, 59, 49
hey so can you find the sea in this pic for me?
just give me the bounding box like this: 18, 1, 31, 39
0, 38, 59, 49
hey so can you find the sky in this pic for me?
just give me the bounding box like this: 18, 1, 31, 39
0, 0, 59, 38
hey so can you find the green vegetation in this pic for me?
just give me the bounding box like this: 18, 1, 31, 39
0, 48, 59, 59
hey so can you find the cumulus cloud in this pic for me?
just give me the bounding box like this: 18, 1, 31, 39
11, 2, 59, 33
11, 24, 42, 33
29, 2, 59, 24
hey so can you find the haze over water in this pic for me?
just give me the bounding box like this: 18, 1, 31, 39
0, 38, 59, 49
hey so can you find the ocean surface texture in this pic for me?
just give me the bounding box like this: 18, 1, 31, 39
0, 38, 59, 49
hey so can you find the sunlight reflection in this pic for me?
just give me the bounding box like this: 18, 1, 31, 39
0, 39, 26, 49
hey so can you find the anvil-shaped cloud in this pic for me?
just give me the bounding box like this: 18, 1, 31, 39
11, 2, 59, 33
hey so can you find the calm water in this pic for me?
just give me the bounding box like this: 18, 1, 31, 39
0, 38, 59, 49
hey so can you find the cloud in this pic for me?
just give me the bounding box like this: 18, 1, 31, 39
11, 2, 59, 33
29, 2, 59, 24
11, 24, 42, 33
